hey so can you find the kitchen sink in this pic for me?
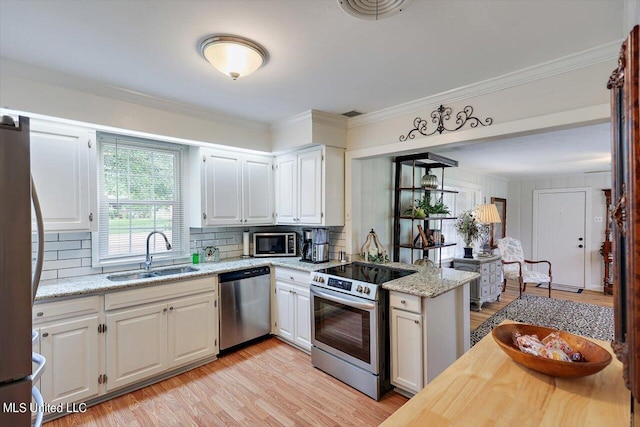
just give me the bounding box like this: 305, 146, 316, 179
107, 272, 158, 281
107, 266, 199, 282
153, 266, 199, 276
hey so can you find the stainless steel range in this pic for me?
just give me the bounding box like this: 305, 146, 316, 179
310, 262, 415, 400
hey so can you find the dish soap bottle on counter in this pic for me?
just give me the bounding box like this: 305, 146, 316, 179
191, 241, 200, 264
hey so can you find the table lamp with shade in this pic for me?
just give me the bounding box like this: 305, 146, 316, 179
475, 202, 502, 256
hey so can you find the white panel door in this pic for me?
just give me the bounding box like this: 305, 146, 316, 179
275, 154, 297, 224
204, 150, 242, 226
297, 149, 322, 224
167, 293, 216, 368
30, 120, 96, 232
390, 308, 423, 393
293, 285, 311, 351
243, 154, 274, 225
39, 315, 99, 405
275, 282, 294, 342
106, 303, 168, 391
535, 190, 587, 288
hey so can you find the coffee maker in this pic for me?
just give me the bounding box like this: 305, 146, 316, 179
301, 228, 329, 263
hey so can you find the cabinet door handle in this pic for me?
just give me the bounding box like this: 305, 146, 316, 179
169, 306, 174, 311
163, 308, 168, 313
578, 244, 584, 248
414, 320, 419, 325
36, 312, 44, 317
42, 333, 49, 337
401, 300, 406, 304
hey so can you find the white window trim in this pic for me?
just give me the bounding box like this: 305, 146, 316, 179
92, 134, 189, 268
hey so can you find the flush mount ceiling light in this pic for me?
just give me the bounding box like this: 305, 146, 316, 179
200, 35, 268, 80
338, 0, 411, 20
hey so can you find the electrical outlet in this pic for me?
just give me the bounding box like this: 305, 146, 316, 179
595, 216, 603, 223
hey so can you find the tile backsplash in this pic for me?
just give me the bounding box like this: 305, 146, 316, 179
34, 226, 346, 280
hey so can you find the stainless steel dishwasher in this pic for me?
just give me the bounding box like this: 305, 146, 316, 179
219, 266, 271, 351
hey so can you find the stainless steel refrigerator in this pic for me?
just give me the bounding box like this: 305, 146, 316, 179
0, 115, 45, 426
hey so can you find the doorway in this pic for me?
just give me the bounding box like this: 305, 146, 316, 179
533, 188, 591, 288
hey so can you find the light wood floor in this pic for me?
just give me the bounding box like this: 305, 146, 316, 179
470, 280, 614, 330
46, 281, 613, 427
45, 339, 408, 427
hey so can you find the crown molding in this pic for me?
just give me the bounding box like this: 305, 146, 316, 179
0, 57, 269, 132
270, 109, 348, 131
270, 110, 313, 130
347, 41, 621, 129
310, 110, 348, 129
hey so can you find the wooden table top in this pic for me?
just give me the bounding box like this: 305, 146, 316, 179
381, 321, 630, 427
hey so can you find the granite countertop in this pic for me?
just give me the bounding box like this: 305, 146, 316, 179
35, 257, 480, 302
35, 257, 345, 302
380, 264, 481, 298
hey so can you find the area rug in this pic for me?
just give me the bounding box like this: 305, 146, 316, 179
536, 283, 583, 293
470, 294, 614, 347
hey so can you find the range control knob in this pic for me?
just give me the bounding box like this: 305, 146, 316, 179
363, 287, 371, 295
313, 275, 318, 282
319, 277, 325, 283
356, 285, 363, 292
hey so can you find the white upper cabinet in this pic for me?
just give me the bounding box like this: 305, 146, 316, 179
30, 119, 97, 232
275, 146, 344, 226
274, 154, 297, 224
242, 154, 275, 224
203, 150, 243, 226
190, 147, 274, 227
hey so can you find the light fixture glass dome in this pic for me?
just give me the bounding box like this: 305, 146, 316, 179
200, 35, 267, 80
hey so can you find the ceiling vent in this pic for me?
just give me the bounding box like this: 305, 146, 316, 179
338, 0, 411, 20
342, 110, 364, 117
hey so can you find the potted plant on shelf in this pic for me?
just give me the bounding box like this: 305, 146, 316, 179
455, 210, 480, 258
418, 194, 451, 218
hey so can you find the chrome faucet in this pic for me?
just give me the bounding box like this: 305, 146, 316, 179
145, 231, 172, 270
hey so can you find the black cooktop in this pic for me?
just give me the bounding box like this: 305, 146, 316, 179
319, 262, 415, 285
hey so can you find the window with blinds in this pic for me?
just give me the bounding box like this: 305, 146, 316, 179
94, 133, 187, 266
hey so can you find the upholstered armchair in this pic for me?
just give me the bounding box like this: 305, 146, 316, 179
497, 237, 552, 298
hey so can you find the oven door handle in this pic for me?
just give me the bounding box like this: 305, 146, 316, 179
310, 288, 376, 310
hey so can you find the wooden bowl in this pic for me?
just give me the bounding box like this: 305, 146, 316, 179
492, 324, 612, 377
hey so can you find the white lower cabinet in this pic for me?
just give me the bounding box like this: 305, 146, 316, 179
274, 268, 312, 351
39, 315, 100, 405
167, 293, 217, 368
105, 302, 168, 391
33, 296, 102, 408
389, 285, 470, 395
390, 307, 423, 393
105, 281, 218, 392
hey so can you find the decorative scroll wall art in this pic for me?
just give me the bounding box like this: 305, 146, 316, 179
399, 105, 493, 142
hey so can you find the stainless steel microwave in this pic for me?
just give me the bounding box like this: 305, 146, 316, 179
253, 232, 297, 257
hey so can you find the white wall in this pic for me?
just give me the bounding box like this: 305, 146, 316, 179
0, 71, 270, 151
508, 172, 611, 291
346, 61, 613, 150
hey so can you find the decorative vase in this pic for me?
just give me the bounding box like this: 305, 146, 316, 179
463, 247, 473, 258
421, 173, 439, 189
361, 229, 389, 263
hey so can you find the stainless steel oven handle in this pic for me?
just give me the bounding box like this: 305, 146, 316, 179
310, 288, 375, 310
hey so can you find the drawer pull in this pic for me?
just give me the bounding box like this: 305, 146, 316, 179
36, 312, 44, 317
401, 300, 406, 304
414, 320, 419, 325
42, 333, 49, 338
